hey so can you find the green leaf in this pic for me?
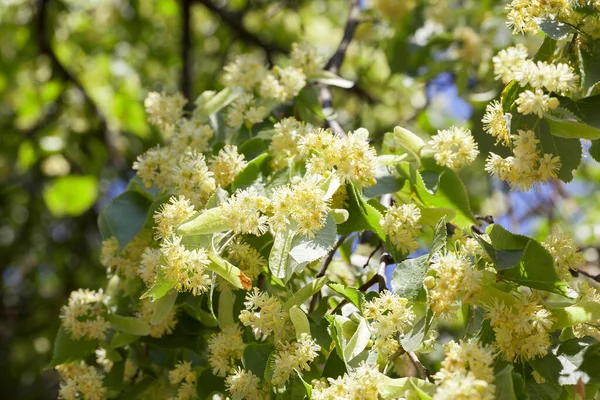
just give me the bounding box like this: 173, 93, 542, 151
321, 350, 346, 379
500, 239, 568, 296
110, 332, 139, 348
196, 368, 226, 398
590, 140, 600, 162
177, 207, 228, 236
195, 87, 243, 119
579, 342, 600, 383
501, 81, 521, 113
310, 70, 354, 88
379, 376, 435, 400
403, 161, 476, 229
363, 165, 405, 198
150, 290, 177, 325
578, 42, 600, 95
269, 227, 297, 282
140, 269, 176, 301
98, 191, 152, 250
483, 225, 568, 296
551, 301, 600, 330
48, 326, 97, 368
284, 276, 328, 309
231, 153, 270, 191
343, 316, 370, 362
289, 214, 337, 265
242, 343, 275, 380
545, 111, 600, 140
534, 36, 557, 62
557, 95, 600, 132
401, 310, 434, 352
537, 120, 582, 182
475, 235, 525, 271
238, 137, 268, 160
207, 249, 252, 291
495, 365, 518, 400
429, 217, 447, 258
327, 283, 364, 311
217, 288, 235, 328
107, 314, 150, 336
296, 86, 325, 121
43, 175, 98, 217
536, 18, 575, 39
337, 183, 385, 239
104, 359, 125, 396
289, 306, 311, 339
391, 254, 429, 301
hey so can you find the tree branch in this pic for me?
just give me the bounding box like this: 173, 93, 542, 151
309, 235, 349, 313
35, 0, 126, 172
181, 0, 193, 104
318, 0, 362, 136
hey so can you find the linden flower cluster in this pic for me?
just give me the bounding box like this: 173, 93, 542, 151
363, 291, 416, 357
299, 128, 378, 187
506, 0, 600, 39
239, 288, 291, 341
221, 187, 270, 236
225, 368, 265, 400
100, 233, 152, 281
271, 334, 321, 387
428, 126, 479, 169
311, 362, 384, 400
138, 298, 179, 338
381, 203, 422, 254
227, 238, 266, 279
426, 251, 481, 319
269, 175, 331, 236
573, 282, 600, 340
60, 289, 110, 341
56, 362, 106, 400
210, 145, 247, 188
433, 340, 496, 400
159, 235, 211, 296
485, 293, 554, 361
207, 324, 246, 377
168, 361, 198, 400
226, 93, 267, 128
542, 227, 585, 281
144, 91, 187, 136
485, 129, 561, 191
269, 117, 315, 169
154, 195, 196, 240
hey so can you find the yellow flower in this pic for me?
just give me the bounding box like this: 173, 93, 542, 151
381, 203, 421, 254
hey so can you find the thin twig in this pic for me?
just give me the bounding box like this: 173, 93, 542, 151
318, 0, 361, 137
309, 235, 349, 313
575, 269, 600, 283
362, 241, 382, 269
406, 349, 432, 382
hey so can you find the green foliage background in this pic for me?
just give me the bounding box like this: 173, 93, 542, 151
4, 0, 599, 398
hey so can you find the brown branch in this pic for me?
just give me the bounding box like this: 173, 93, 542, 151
181, 0, 193, 104
318, 0, 362, 137
309, 235, 349, 313
324, 0, 361, 75
35, 0, 126, 172
574, 269, 600, 283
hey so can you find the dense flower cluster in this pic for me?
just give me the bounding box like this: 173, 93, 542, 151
542, 227, 585, 280
239, 288, 291, 341
381, 203, 422, 254
56, 362, 106, 400
363, 291, 415, 357
485, 293, 554, 361
433, 340, 495, 400
311, 362, 385, 400
271, 334, 320, 387
428, 126, 479, 168
60, 289, 110, 341
427, 251, 482, 319
506, 0, 600, 39
207, 324, 246, 377
168, 361, 198, 400
482, 43, 581, 191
